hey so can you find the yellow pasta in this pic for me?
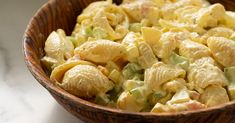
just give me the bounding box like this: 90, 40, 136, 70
222, 11, 235, 29
207, 37, 235, 67
145, 62, 186, 91
200, 85, 229, 107
74, 40, 126, 64
42, 29, 74, 69
188, 58, 228, 92
50, 58, 95, 83
42, 0, 235, 113
121, 0, 160, 25
201, 27, 234, 44
60, 65, 114, 98
179, 39, 211, 62
137, 42, 158, 68
152, 32, 178, 58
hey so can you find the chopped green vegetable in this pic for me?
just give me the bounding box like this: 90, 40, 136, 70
122, 62, 144, 80
230, 33, 235, 41
129, 87, 148, 104
148, 90, 167, 106
224, 66, 235, 82
158, 92, 173, 104
41, 56, 57, 71
123, 80, 144, 91
95, 93, 110, 106
107, 85, 123, 102
66, 36, 78, 47
225, 67, 235, 100
167, 52, 189, 70
227, 83, 235, 100
93, 27, 108, 39
84, 26, 93, 37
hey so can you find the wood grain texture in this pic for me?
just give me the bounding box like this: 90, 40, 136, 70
23, 0, 235, 123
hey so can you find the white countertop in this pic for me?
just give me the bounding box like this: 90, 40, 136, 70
0, 0, 83, 123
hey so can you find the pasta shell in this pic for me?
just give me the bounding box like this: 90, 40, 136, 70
137, 42, 158, 68
196, 4, 225, 28
92, 4, 129, 40
179, 40, 211, 62
200, 85, 229, 107
163, 78, 187, 93
222, 11, 235, 29
43, 30, 74, 68
201, 27, 234, 44
153, 32, 178, 59
121, 0, 160, 24
207, 37, 235, 67
188, 59, 228, 91
161, 0, 203, 20
145, 62, 186, 91
74, 40, 126, 64
60, 65, 114, 98
50, 58, 95, 83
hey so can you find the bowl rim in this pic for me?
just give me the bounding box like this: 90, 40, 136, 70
23, 0, 235, 119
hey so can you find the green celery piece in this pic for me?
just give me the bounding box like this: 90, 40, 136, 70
148, 90, 167, 106
84, 26, 93, 36
224, 66, 235, 83
123, 80, 144, 91
228, 82, 235, 100
122, 63, 143, 80
95, 93, 110, 106
169, 52, 189, 70
93, 27, 108, 39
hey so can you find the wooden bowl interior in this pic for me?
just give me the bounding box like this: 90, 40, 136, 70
23, 0, 235, 122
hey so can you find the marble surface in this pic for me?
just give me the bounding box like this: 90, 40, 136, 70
0, 1, 83, 123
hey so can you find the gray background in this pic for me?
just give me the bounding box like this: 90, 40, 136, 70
0, 0, 83, 123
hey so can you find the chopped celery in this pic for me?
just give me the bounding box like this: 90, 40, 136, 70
225, 67, 235, 100
84, 26, 93, 36
122, 63, 143, 80
224, 66, 235, 82
168, 52, 189, 70
108, 85, 123, 102
95, 93, 110, 106
227, 82, 235, 100
158, 92, 173, 104
93, 27, 108, 39
74, 33, 86, 47
148, 90, 167, 106
41, 56, 57, 71
123, 80, 144, 91
129, 87, 148, 104
66, 36, 78, 47
230, 33, 235, 41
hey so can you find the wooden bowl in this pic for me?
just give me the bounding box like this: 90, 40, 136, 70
23, 0, 235, 122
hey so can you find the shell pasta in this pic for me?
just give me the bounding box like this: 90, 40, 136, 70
42, 0, 235, 113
